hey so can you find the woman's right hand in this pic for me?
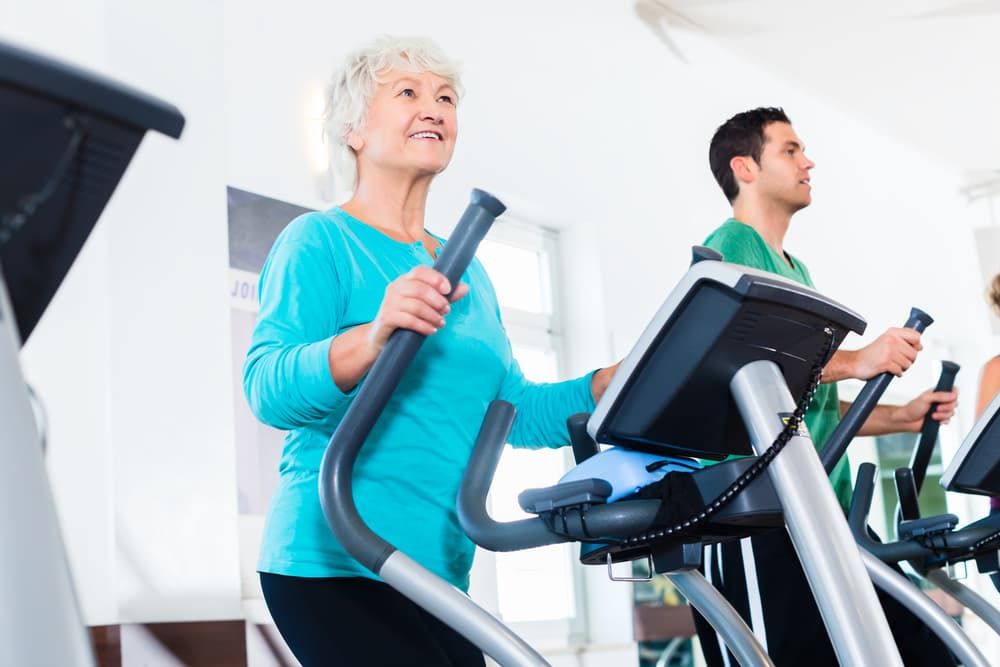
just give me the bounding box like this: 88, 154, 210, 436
327, 266, 469, 393
367, 265, 470, 353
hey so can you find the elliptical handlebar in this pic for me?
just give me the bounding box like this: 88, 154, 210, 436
457, 401, 663, 552
851, 463, 927, 563
316, 190, 560, 666
318, 188, 506, 574
893, 360, 960, 526
850, 463, 1000, 564
909, 361, 960, 493
457, 401, 572, 551
820, 308, 933, 474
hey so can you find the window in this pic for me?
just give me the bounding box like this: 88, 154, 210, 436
471, 217, 585, 641
873, 431, 949, 542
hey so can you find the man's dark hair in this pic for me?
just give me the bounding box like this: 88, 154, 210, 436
709, 107, 791, 203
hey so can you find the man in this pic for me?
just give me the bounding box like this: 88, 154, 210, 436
695, 107, 959, 666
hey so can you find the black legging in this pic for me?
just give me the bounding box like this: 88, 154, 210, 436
694, 529, 957, 667
260, 573, 486, 667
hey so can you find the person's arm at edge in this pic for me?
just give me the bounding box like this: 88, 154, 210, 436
501, 357, 621, 448
975, 357, 1000, 419
590, 361, 622, 403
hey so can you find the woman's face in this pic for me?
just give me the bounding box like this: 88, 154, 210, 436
349, 69, 458, 180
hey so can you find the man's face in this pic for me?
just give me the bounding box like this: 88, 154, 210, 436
754, 121, 815, 213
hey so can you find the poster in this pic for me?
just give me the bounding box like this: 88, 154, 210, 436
227, 186, 312, 515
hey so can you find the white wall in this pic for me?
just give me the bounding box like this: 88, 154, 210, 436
104, 0, 241, 623
4, 0, 999, 658
3, 0, 118, 627
3, 0, 241, 625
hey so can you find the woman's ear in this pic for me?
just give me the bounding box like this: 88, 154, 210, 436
345, 129, 364, 152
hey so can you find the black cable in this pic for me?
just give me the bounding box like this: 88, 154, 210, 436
622, 326, 836, 546
912, 528, 1000, 564
966, 530, 1000, 554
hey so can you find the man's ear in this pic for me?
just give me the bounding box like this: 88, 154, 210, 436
730, 155, 756, 186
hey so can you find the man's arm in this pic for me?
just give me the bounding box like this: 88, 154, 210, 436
839, 388, 958, 437
822, 327, 923, 383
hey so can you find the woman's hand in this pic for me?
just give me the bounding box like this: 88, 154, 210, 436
368, 265, 469, 353
591, 360, 623, 402
327, 266, 468, 393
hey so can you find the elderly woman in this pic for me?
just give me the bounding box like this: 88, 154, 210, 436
243, 36, 619, 666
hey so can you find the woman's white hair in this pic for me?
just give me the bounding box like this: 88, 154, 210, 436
323, 35, 463, 193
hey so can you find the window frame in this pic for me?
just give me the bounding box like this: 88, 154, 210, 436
469, 215, 589, 646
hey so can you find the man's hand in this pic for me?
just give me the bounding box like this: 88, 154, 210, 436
854, 387, 959, 436
890, 387, 959, 431
824, 327, 923, 383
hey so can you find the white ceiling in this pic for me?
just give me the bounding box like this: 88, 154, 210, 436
636, 0, 1000, 189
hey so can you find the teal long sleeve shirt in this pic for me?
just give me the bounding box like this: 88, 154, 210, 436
243, 207, 595, 590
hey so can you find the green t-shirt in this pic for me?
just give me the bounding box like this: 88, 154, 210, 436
704, 218, 853, 510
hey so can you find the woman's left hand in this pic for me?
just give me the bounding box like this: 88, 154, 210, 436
591, 361, 623, 402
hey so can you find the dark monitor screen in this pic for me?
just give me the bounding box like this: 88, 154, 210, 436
942, 390, 1000, 498
0, 40, 183, 343
588, 262, 866, 460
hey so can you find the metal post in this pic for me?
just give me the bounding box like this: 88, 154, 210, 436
923, 568, 1000, 636
863, 554, 989, 667
380, 552, 548, 666
0, 278, 94, 666
730, 360, 902, 667
667, 570, 774, 667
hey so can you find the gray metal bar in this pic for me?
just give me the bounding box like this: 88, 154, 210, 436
861, 552, 989, 667
654, 637, 686, 667
458, 400, 660, 551
0, 275, 95, 667
923, 568, 1000, 636
458, 400, 570, 551
316, 191, 549, 665
381, 551, 548, 667
320, 188, 505, 574
850, 464, 1000, 562
666, 570, 773, 667
730, 360, 903, 667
